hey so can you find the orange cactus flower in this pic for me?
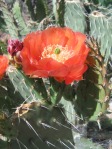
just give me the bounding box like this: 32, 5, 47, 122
20, 27, 90, 84
0, 55, 9, 80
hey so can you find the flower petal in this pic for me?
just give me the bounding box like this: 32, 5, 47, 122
38, 58, 64, 71
21, 47, 39, 75
0, 55, 9, 80
65, 64, 88, 84
42, 27, 68, 47
31, 70, 48, 78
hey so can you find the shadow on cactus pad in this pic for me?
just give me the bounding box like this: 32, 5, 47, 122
75, 66, 99, 121
10, 102, 75, 149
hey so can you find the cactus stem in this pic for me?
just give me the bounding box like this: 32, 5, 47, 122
97, 83, 106, 90
49, 78, 66, 105
93, 65, 102, 72
104, 96, 109, 102
86, 37, 104, 65
55, 83, 66, 105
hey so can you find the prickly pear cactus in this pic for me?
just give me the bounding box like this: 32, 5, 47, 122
0, 0, 112, 149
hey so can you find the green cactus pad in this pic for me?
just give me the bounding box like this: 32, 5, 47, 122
7, 66, 47, 102
0, 139, 8, 149
0, 1, 18, 38
89, 11, 112, 61
26, 0, 46, 22
10, 101, 75, 149
12, 1, 30, 37
0, 41, 7, 54
64, 1, 87, 33
0, 112, 17, 139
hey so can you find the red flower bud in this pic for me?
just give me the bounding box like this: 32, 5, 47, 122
7, 39, 23, 56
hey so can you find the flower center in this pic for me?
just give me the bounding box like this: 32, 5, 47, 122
54, 48, 61, 54
42, 45, 75, 63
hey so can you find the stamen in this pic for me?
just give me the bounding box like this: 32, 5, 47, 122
42, 45, 75, 63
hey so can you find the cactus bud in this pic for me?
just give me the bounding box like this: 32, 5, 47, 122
7, 39, 23, 56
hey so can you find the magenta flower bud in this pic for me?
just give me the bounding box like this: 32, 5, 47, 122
7, 39, 23, 56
